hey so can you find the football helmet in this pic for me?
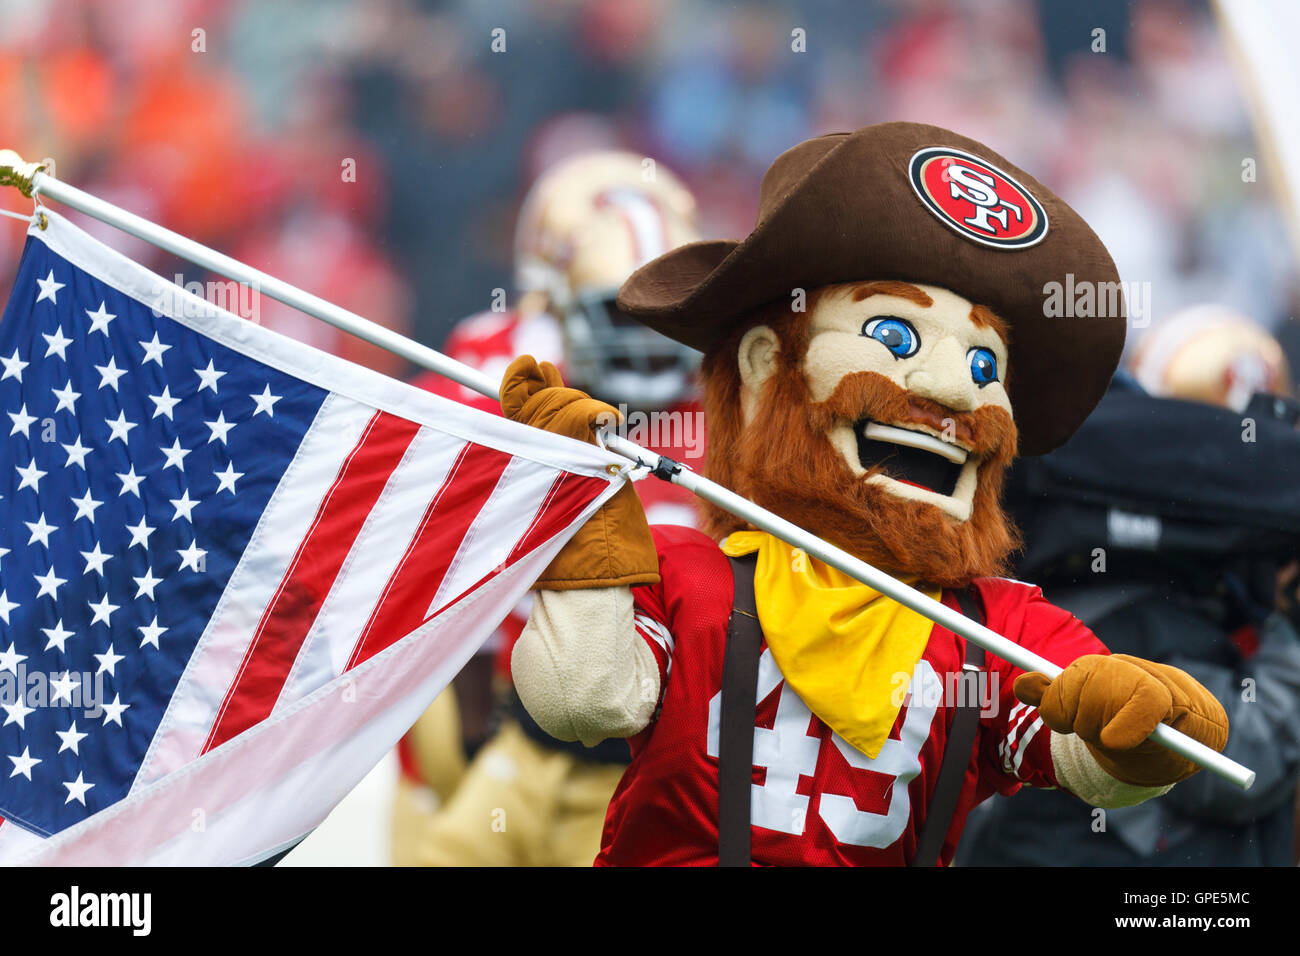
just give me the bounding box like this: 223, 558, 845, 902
514, 151, 701, 409
1132, 304, 1291, 410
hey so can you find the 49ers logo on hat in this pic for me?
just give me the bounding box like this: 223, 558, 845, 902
909, 146, 1048, 250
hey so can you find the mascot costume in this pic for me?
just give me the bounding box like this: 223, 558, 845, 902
499, 122, 1230, 866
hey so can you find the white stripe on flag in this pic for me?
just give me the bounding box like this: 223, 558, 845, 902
132, 394, 376, 790
0, 818, 45, 864
277, 426, 467, 706
424, 456, 562, 617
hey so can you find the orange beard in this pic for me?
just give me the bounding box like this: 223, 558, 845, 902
700, 315, 1021, 588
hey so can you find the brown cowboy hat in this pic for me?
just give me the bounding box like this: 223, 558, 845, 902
617, 122, 1126, 455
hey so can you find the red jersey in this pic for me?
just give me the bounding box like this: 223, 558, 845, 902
596, 525, 1110, 867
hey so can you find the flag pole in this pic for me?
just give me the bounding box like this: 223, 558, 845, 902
0, 150, 1253, 790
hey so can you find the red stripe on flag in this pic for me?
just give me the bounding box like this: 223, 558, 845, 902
507, 471, 610, 566
439, 470, 612, 611
345, 442, 513, 669
203, 411, 422, 752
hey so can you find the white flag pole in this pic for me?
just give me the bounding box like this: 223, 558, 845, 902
0, 150, 1253, 790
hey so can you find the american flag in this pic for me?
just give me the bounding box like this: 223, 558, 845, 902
0, 208, 625, 865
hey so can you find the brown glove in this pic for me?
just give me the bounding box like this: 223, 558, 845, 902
500, 354, 659, 590
1014, 654, 1229, 787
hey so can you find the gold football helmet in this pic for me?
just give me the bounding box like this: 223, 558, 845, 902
513, 151, 701, 409
1131, 304, 1291, 411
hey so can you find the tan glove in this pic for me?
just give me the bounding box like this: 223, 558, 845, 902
1014, 654, 1229, 787
500, 355, 659, 590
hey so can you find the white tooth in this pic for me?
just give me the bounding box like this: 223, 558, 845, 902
862, 422, 968, 464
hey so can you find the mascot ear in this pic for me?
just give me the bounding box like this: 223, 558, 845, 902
738, 325, 780, 419
738, 325, 774, 385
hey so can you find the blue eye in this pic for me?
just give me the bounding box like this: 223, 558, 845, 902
861, 317, 919, 359
969, 347, 999, 386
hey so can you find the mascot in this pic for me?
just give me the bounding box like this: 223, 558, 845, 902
501, 123, 1230, 866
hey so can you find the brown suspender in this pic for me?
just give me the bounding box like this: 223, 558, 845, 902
910, 587, 986, 867
717, 556, 986, 867
718, 554, 761, 867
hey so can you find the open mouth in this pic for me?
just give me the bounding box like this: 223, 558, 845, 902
854, 420, 968, 497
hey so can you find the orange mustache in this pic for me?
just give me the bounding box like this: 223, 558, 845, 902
807, 370, 1018, 464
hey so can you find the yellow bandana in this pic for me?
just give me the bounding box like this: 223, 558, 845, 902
721, 530, 941, 759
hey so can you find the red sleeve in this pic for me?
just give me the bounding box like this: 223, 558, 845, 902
971, 577, 1110, 797
630, 525, 733, 716
631, 576, 674, 696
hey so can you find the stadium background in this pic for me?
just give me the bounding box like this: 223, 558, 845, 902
1, 0, 1296, 864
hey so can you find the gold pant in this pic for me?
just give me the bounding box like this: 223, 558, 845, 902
393, 717, 626, 867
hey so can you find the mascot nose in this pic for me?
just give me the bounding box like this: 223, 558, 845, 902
905, 337, 977, 411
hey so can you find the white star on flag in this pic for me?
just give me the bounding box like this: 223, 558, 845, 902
160, 437, 191, 470
33, 566, 67, 600
138, 332, 171, 366
35, 269, 65, 303
196, 359, 226, 393
133, 568, 163, 600
0, 591, 19, 624
214, 461, 243, 494
61, 436, 92, 468
94, 645, 125, 677
101, 695, 130, 727
70, 488, 103, 522
177, 540, 207, 572
42, 619, 75, 652
51, 380, 81, 414
8, 747, 41, 781
0, 642, 27, 673
8, 403, 36, 436
1, 348, 28, 382
105, 410, 137, 444
63, 773, 94, 806
88, 593, 120, 626
57, 723, 88, 756
85, 301, 116, 335
125, 515, 156, 549
81, 544, 112, 576
251, 385, 281, 416
205, 411, 235, 444
169, 490, 200, 522
25, 513, 58, 546
49, 672, 80, 705
116, 465, 145, 497
148, 386, 180, 420
2, 699, 35, 730
16, 458, 46, 491
138, 617, 168, 650
42, 325, 72, 360
95, 355, 127, 390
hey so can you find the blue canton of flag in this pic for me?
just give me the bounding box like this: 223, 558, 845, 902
0, 223, 326, 836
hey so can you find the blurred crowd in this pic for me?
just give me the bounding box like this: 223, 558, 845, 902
1, 0, 1295, 370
